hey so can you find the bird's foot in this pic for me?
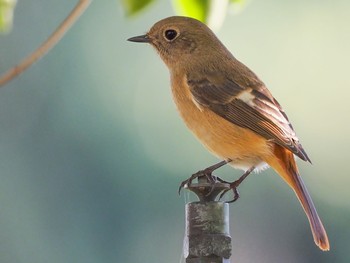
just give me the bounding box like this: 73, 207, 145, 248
217, 178, 241, 203
218, 166, 255, 203
178, 160, 231, 199
178, 167, 217, 195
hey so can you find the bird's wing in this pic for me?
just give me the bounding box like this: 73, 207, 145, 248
187, 71, 311, 162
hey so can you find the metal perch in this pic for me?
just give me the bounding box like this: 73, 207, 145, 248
183, 176, 232, 263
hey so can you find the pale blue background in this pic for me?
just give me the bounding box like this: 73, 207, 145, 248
0, 0, 349, 262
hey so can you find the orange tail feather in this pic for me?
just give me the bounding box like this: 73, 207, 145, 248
266, 145, 330, 251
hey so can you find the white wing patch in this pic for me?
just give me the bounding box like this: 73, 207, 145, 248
237, 89, 255, 106
237, 89, 289, 126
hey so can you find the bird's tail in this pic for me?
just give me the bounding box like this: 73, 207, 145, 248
266, 145, 330, 251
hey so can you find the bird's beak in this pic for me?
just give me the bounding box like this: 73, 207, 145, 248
127, 34, 150, 43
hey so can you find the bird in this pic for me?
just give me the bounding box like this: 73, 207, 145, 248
128, 16, 330, 251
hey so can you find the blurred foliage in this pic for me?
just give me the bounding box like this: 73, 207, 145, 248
0, 0, 246, 34
229, 0, 246, 14
0, 0, 17, 33
121, 0, 154, 16
122, 0, 246, 26
172, 0, 210, 23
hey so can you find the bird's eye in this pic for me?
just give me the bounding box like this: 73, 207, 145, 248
164, 29, 178, 41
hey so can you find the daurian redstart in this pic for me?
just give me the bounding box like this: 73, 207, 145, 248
128, 16, 329, 251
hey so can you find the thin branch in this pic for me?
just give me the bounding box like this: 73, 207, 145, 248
0, 0, 92, 87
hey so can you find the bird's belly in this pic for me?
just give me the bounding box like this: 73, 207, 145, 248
171, 82, 273, 171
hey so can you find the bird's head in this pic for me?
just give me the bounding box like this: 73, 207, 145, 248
128, 16, 229, 69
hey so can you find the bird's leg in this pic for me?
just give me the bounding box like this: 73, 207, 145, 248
218, 166, 255, 203
178, 159, 231, 194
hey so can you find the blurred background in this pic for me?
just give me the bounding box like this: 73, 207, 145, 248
0, 0, 349, 262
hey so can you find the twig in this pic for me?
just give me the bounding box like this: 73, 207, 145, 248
0, 0, 92, 87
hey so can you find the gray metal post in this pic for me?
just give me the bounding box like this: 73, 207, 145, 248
183, 176, 232, 263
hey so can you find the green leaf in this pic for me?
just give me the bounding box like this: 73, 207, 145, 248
121, 0, 154, 16
0, 0, 17, 33
229, 0, 246, 14
172, 0, 210, 23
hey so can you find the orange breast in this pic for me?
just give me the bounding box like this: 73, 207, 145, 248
170, 73, 274, 170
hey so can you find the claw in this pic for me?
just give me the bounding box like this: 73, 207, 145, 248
204, 174, 217, 197
217, 166, 255, 203
178, 160, 232, 197
178, 175, 194, 195
218, 181, 240, 203
178, 169, 217, 195
218, 189, 229, 201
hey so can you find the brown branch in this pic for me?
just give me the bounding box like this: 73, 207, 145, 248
0, 0, 92, 87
